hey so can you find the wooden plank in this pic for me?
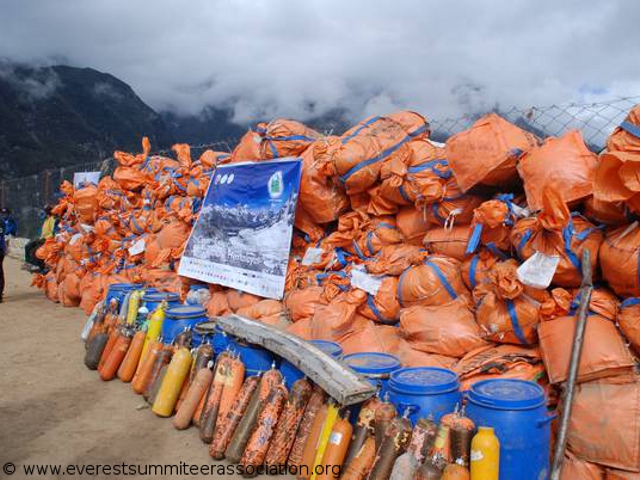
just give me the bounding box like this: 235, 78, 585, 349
210, 314, 376, 406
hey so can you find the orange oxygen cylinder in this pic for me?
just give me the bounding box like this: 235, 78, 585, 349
442, 462, 470, 480
132, 340, 162, 394
99, 332, 131, 381
98, 328, 120, 372
173, 366, 213, 430
200, 354, 233, 443
117, 330, 146, 382
343, 396, 382, 472
217, 356, 245, 424
289, 386, 327, 467
299, 403, 329, 480
374, 401, 397, 449
143, 348, 172, 402
470, 427, 499, 480
341, 435, 376, 480
316, 413, 353, 480
152, 346, 192, 417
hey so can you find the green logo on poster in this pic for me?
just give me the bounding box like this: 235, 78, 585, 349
268, 171, 283, 198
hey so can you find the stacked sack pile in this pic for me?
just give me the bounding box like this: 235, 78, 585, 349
36, 106, 640, 476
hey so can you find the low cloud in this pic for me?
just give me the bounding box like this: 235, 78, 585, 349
0, 0, 639, 123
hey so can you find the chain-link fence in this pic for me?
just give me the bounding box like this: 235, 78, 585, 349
0, 141, 234, 238
1, 96, 638, 239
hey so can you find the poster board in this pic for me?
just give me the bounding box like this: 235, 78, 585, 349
179, 159, 302, 299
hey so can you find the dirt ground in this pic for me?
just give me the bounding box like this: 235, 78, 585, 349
0, 257, 293, 479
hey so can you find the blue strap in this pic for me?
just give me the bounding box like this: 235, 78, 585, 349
563, 219, 582, 271
342, 116, 381, 144
506, 299, 530, 345
335, 248, 348, 267
265, 134, 316, 142
468, 255, 480, 289
366, 294, 395, 324
352, 240, 369, 260
377, 222, 396, 229
366, 232, 376, 256
424, 260, 458, 300
621, 297, 640, 309
621, 121, 640, 139
267, 140, 279, 158
432, 202, 446, 225
466, 223, 483, 254
340, 124, 430, 183
516, 229, 532, 257
407, 159, 451, 179
485, 242, 509, 260
398, 184, 411, 203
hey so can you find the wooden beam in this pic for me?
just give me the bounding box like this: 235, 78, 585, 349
207, 314, 376, 406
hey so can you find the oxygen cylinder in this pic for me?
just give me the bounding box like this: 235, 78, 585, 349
142, 304, 165, 359
84, 332, 109, 370
225, 378, 264, 463
415, 459, 445, 480
374, 401, 397, 449
132, 340, 162, 394
408, 417, 439, 464
152, 346, 192, 417
200, 354, 233, 443
99, 332, 132, 381
442, 462, 470, 480
173, 365, 213, 429
126, 290, 141, 326
431, 424, 451, 462
450, 422, 476, 467
217, 355, 245, 424
174, 329, 193, 349
310, 402, 340, 480
368, 414, 412, 480
316, 412, 353, 480
470, 427, 499, 480
117, 330, 146, 382
147, 364, 168, 405
299, 403, 329, 480
191, 344, 214, 383
210, 375, 260, 460
288, 386, 326, 468
389, 452, 418, 480
343, 396, 381, 472
98, 328, 121, 372
264, 378, 313, 467
340, 436, 376, 480
143, 348, 172, 402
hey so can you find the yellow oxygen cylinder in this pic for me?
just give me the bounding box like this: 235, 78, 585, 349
470, 426, 499, 480
126, 291, 142, 326
310, 401, 340, 480
142, 301, 166, 358
152, 347, 192, 417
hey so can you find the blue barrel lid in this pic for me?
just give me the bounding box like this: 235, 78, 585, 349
467, 379, 546, 410
166, 305, 207, 319
343, 352, 401, 375
389, 367, 460, 395
109, 282, 140, 292
310, 340, 343, 359
189, 284, 209, 291
143, 291, 180, 302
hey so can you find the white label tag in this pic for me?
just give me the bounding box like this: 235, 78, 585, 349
302, 247, 324, 266
128, 238, 146, 256
351, 267, 383, 295
517, 251, 560, 289
511, 203, 531, 218
470, 450, 484, 462
329, 432, 343, 445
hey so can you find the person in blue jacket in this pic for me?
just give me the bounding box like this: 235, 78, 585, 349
0, 208, 18, 302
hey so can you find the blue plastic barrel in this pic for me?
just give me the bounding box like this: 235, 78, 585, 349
228, 338, 274, 376
465, 379, 552, 480
162, 305, 208, 345
212, 328, 231, 355
387, 367, 462, 424
105, 283, 141, 307
343, 352, 401, 398
142, 292, 181, 315
280, 340, 343, 389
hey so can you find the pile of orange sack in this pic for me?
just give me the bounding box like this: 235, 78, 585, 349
34, 105, 640, 476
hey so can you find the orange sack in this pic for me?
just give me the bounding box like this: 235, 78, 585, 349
74, 185, 99, 224
424, 176, 484, 227
618, 298, 640, 354
399, 300, 487, 357
258, 118, 320, 159
599, 222, 640, 298
446, 113, 538, 192
395, 206, 430, 245
461, 250, 501, 291
331, 111, 429, 195
423, 225, 471, 261
358, 276, 401, 324
473, 259, 548, 346
607, 103, 640, 154
397, 255, 468, 308
538, 311, 635, 384
511, 186, 603, 288
517, 130, 598, 212
284, 286, 328, 323
560, 451, 605, 480
567, 375, 640, 472
365, 244, 426, 276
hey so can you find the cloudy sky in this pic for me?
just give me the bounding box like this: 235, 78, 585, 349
0, 0, 638, 124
